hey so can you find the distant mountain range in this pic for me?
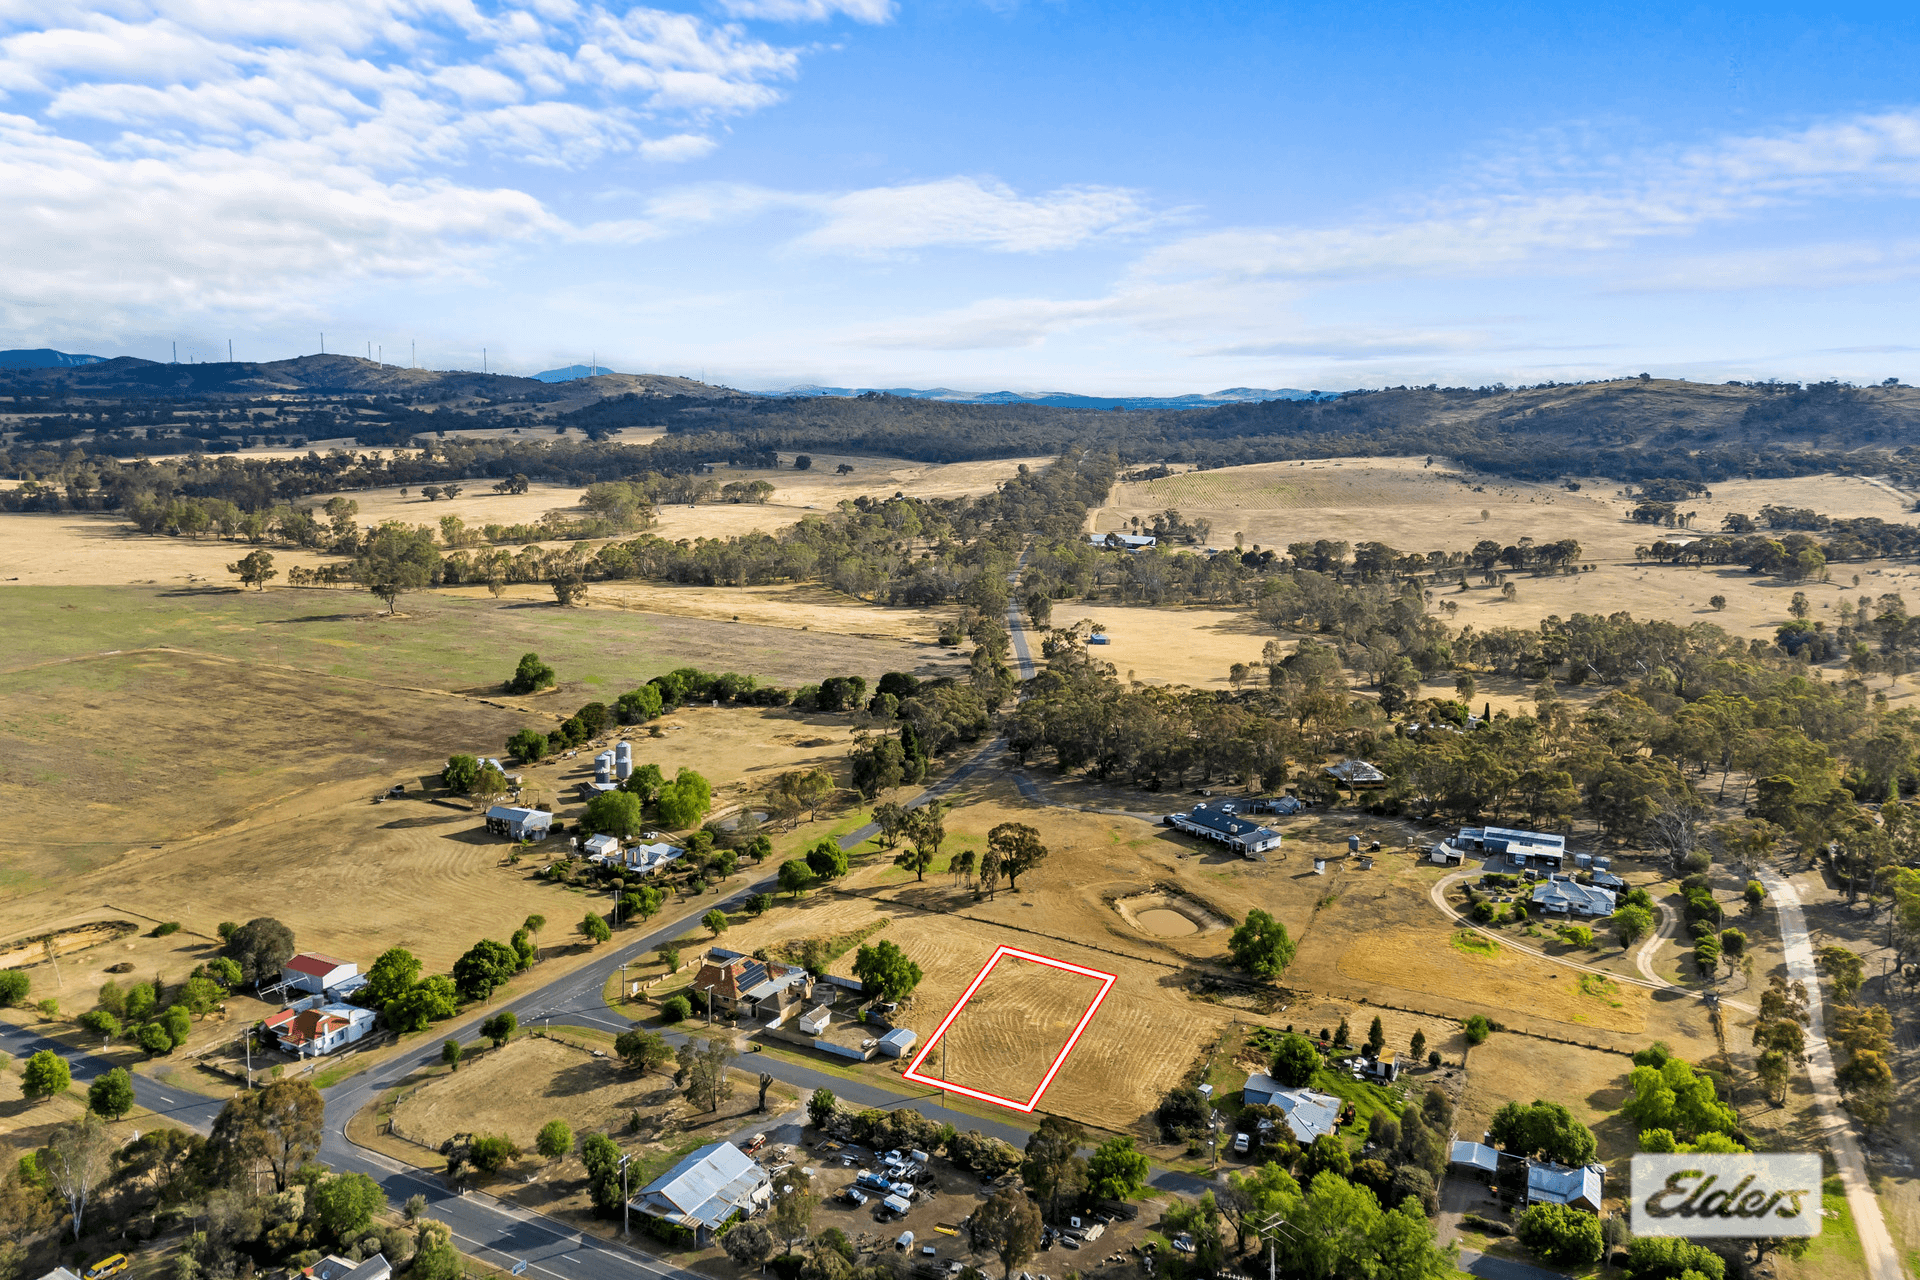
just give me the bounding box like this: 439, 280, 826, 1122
764, 384, 1333, 410
532, 364, 622, 383
0, 348, 108, 368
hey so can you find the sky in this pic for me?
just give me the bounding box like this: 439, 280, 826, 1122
4, 1, 1920, 392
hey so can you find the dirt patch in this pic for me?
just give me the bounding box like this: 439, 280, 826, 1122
0, 919, 137, 968
1114, 891, 1228, 939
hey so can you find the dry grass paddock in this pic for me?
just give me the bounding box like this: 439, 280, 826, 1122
916, 952, 1109, 1104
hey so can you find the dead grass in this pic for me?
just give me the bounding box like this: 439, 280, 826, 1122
921, 953, 1108, 1104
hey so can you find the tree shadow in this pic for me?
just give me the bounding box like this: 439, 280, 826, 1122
546, 1059, 623, 1098
256, 613, 377, 624
380, 814, 468, 831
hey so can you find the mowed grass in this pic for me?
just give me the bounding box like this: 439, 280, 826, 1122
0, 584, 947, 691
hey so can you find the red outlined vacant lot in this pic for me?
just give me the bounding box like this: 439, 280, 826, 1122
901, 945, 1117, 1113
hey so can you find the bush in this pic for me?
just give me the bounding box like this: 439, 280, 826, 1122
0, 969, 30, 1007
1624, 1236, 1726, 1280
508, 652, 556, 694
1461, 1213, 1512, 1237
137, 1022, 175, 1055
1516, 1202, 1604, 1266
1464, 1014, 1493, 1045
660, 995, 692, 1023
152, 921, 181, 937
468, 1134, 521, 1173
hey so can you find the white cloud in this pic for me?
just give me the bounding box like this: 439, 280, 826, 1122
0, 0, 812, 327
796, 177, 1158, 255
714, 0, 893, 23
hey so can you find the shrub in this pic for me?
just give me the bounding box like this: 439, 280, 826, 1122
138, 1022, 175, 1055
1464, 1014, 1493, 1045
1516, 1202, 1604, 1265
0, 969, 30, 1006
660, 995, 692, 1023
152, 921, 182, 937
468, 1134, 521, 1173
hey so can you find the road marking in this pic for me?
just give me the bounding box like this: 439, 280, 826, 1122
157, 1095, 176, 1104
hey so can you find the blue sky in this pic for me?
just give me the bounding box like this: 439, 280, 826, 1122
4, 1, 1920, 392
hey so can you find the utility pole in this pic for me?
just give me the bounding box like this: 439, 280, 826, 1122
619, 1153, 635, 1236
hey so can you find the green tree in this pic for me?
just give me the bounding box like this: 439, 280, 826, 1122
452, 938, 520, 1001
223, 916, 296, 986
808, 1087, 837, 1129
537, 1120, 574, 1163
615, 1029, 673, 1074
676, 1035, 736, 1113
508, 652, 556, 694
87, 1067, 134, 1119
507, 728, 548, 762
385, 974, 458, 1031
1228, 909, 1297, 978
1515, 1202, 1603, 1266
44, 1112, 115, 1242
1463, 1014, 1493, 1046
806, 839, 850, 880
968, 1184, 1044, 1278
1817, 945, 1865, 1002
354, 521, 439, 613
988, 821, 1049, 889
621, 761, 666, 802
703, 908, 729, 936
21, 1049, 69, 1102
582, 790, 646, 840
442, 1040, 463, 1072
313, 1171, 386, 1242
207, 1078, 325, 1191
481, 1011, 517, 1048
660, 994, 692, 1023
580, 1132, 624, 1211
77, 1010, 121, 1045
226, 549, 277, 590
656, 768, 714, 828
1613, 902, 1656, 947
1488, 1099, 1597, 1166
1366, 1015, 1385, 1058
779, 859, 816, 898
137, 1023, 175, 1055
852, 939, 923, 1001
1022, 1115, 1088, 1221
1087, 1135, 1150, 1201
1271, 1033, 1320, 1087
0, 969, 28, 1006
364, 947, 422, 1009
578, 912, 612, 945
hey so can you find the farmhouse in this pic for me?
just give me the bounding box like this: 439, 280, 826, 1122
1246, 796, 1304, 816
1088, 532, 1158, 551
1526, 1161, 1606, 1214
1530, 874, 1617, 917
1324, 759, 1386, 787
1455, 825, 1567, 868
691, 950, 810, 1021
264, 999, 376, 1056
1240, 1075, 1342, 1142
1166, 803, 1282, 857
484, 805, 552, 842
631, 1142, 772, 1245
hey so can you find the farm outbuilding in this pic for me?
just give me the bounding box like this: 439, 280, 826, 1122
1526, 1161, 1606, 1214
1455, 825, 1567, 868
1324, 759, 1386, 787
1448, 1141, 1500, 1182
878, 1028, 918, 1058
484, 805, 552, 842
281, 953, 360, 997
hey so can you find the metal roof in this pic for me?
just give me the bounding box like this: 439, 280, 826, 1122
1241, 1076, 1341, 1142
1324, 759, 1386, 782
286, 953, 353, 976
879, 1028, 916, 1047
1449, 1141, 1499, 1172
1531, 875, 1617, 914
634, 1142, 769, 1230
1528, 1162, 1605, 1208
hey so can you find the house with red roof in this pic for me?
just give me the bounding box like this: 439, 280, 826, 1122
263, 1000, 376, 1057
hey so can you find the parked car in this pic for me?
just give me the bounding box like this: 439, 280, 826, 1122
1233, 1132, 1250, 1154
843, 1189, 870, 1206
85, 1260, 131, 1280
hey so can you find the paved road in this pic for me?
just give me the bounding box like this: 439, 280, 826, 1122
1457, 1247, 1566, 1280
1759, 867, 1904, 1280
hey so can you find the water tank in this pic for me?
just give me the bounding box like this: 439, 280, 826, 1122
615, 741, 632, 764
616, 756, 633, 780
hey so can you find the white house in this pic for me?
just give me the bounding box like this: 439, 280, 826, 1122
282, 953, 357, 996
263, 1000, 376, 1056
582, 833, 620, 860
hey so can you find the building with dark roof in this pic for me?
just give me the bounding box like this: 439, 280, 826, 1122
1167, 803, 1282, 856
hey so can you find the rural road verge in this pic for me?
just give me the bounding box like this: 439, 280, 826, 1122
1757, 867, 1904, 1280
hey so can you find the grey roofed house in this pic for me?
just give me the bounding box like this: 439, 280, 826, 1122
1089, 532, 1158, 550
1241, 1074, 1342, 1143
632, 1141, 772, 1243
1323, 759, 1386, 785
1169, 803, 1283, 855
1526, 1161, 1605, 1214
1531, 874, 1617, 917
1448, 1140, 1499, 1179
306, 1256, 392, 1280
